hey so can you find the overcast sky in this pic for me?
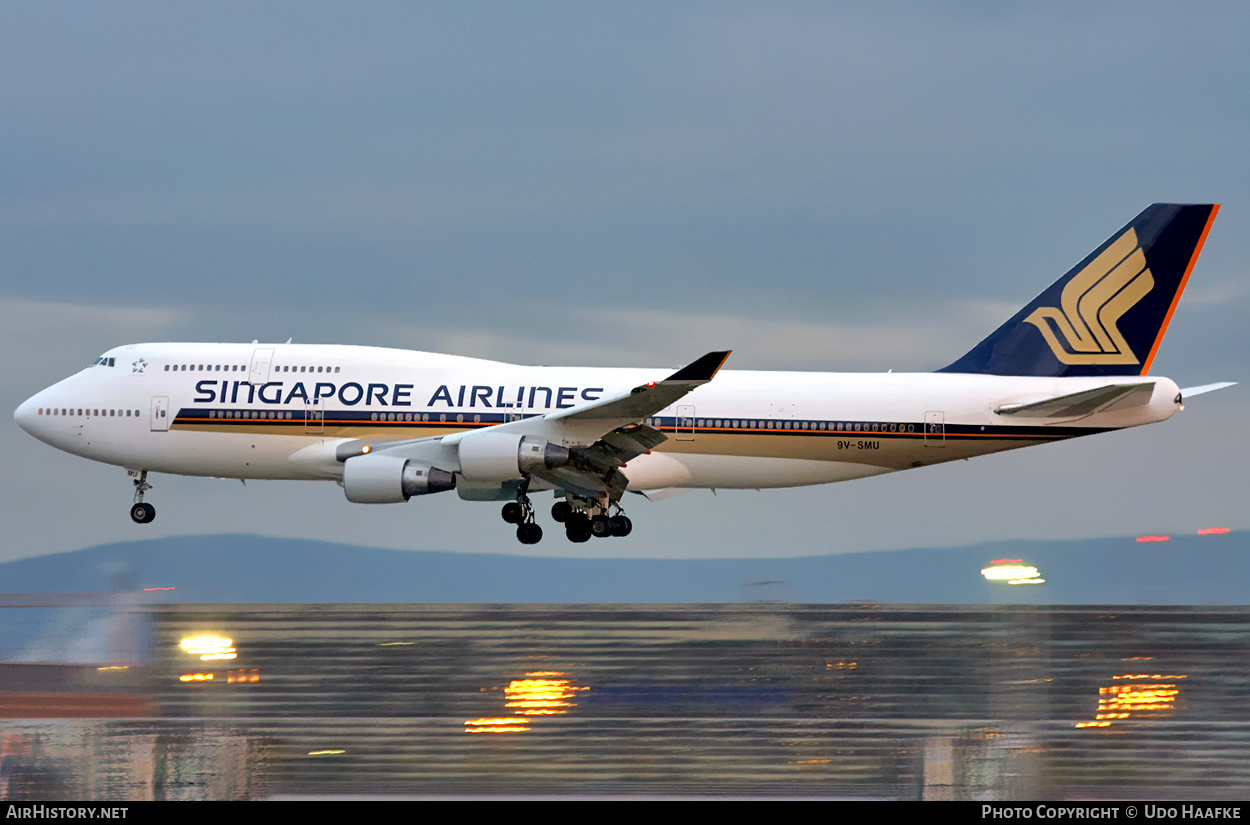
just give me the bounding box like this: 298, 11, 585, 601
2, 2, 1247, 564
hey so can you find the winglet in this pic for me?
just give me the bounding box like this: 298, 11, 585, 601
549, 350, 732, 421
664, 351, 731, 383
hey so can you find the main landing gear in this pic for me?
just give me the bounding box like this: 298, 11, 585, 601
500, 481, 633, 545
130, 471, 155, 524
500, 477, 543, 545
551, 499, 632, 544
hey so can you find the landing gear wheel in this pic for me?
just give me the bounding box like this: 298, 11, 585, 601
517, 522, 543, 545
501, 501, 524, 524
130, 471, 154, 524
551, 500, 572, 523
565, 516, 592, 543
610, 515, 632, 537
590, 514, 613, 538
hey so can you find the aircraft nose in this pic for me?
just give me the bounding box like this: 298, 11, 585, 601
15, 394, 42, 436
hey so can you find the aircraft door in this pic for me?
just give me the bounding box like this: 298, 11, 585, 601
305, 398, 324, 433
249, 348, 275, 386
676, 405, 695, 441
151, 397, 170, 432
924, 411, 945, 446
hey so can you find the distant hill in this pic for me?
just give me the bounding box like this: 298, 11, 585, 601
0, 532, 1245, 604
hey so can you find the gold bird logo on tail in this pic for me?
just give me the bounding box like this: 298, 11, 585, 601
1024, 228, 1153, 365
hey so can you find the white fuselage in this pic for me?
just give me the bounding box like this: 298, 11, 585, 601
14, 342, 1181, 497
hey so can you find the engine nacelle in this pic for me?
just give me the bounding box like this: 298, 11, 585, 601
457, 433, 570, 482
342, 453, 456, 503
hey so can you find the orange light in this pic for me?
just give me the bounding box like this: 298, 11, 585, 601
504, 675, 589, 716
1136, 535, 1170, 542
1198, 528, 1231, 535
143, 587, 174, 591
1077, 674, 1186, 729
464, 718, 530, 734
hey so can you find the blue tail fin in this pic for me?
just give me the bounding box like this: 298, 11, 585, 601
939, 204, 1219, 377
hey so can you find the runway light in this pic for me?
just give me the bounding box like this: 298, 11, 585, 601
464, 718, 530, 734
181, 635, 237, 660
1136, 535, 1170, 542
504, 674, 589, 716
1077, 674, 1187, 729
1199, 528, 1231, 535
308, 750, 346, 756
982, 564, 1040, 581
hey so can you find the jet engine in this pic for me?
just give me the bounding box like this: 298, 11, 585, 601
342, 453, 456, 503
457, 433, 571, 482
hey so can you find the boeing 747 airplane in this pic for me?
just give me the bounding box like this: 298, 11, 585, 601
14, 204, 1232, 544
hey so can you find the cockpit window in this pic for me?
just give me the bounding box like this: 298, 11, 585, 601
90, 356, 116, 367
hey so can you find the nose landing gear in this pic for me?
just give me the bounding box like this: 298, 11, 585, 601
130, 471, 155, 524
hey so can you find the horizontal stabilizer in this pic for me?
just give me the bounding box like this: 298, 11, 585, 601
994, 383, 1154, 418
1179, 382, 1236, 399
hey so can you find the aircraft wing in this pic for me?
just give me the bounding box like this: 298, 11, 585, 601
994, 383, 1155, 418
343, 351, 730, 500
521, 352, 730, 497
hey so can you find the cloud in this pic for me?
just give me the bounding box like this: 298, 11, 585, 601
1180, 282, 1239, 307
0, 300, 182, 385
372, 298, 1019, 371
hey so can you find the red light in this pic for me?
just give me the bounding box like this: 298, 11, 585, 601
990, 558, 1023, 564
143, 587, 175, 591
1198, 528, 1231, 535
1136, 536, 1170, 543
